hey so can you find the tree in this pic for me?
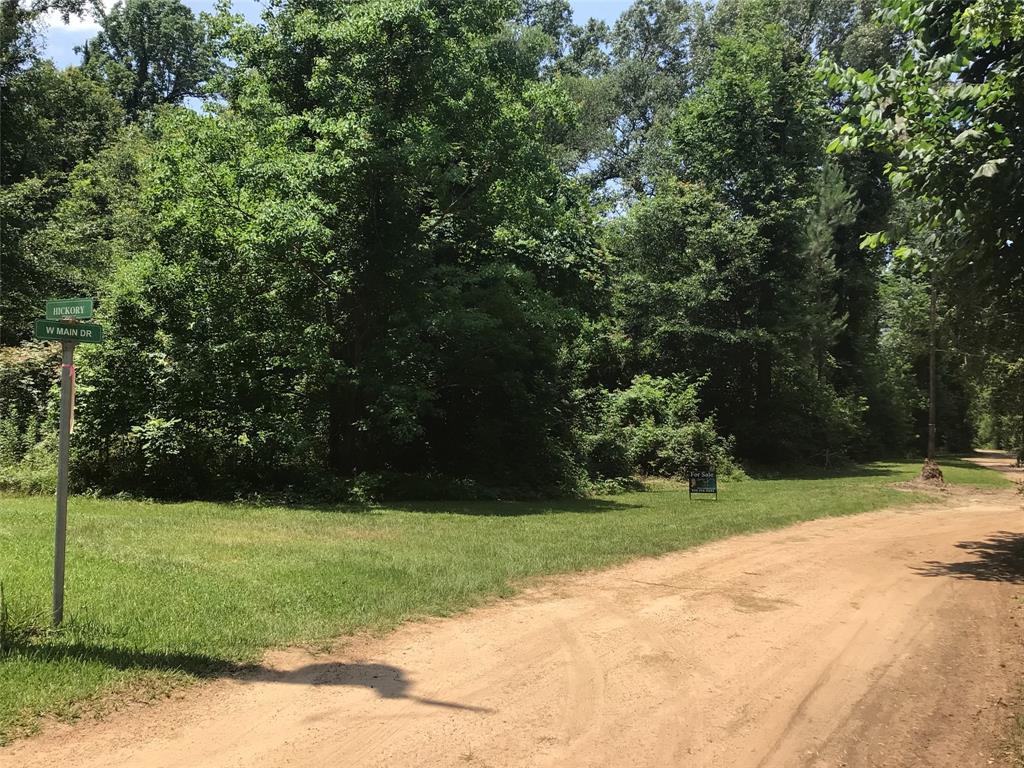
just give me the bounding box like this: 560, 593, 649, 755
829, 0, 1023, 463
0, 63, 122, 343
598, 4, 894, 462
830, 0, 1023, 327
1, 0, 92, 83
671, 13, 831, 457
577, 0, 700, 200
73, 0, 604, 496
800, 163, 858, 382
81, 0, 215, 118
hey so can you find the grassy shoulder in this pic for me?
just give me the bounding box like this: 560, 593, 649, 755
0, 457, 1011, 743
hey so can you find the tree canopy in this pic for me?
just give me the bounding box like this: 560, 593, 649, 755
1, 0, 1021, 498
81, 0, 216, 117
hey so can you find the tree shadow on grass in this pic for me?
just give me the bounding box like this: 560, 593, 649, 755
277, 495, 643, 518
742, 462, 904, 481
911, 531, 1024, 584
8, 642, 236, 678
390, 497, 643, 517
939, 455, 1012, 475
8, 643, 492, 712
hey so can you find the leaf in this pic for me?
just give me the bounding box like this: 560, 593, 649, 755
971, 158, 1006, 179
859, 231, 888, 250
952, 128, 982, 146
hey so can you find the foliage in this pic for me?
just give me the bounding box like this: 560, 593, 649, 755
3, 0, 1021, 498
0, 0, 93, 82
584, 375, 736, 479
0, 344, 57, 485
0, 62, 123, 344
610, 11, 855, 460
875, 269, 976, 454
81, 0, 217, 118
971, 355, 1024, 453
60, 0, 606, 498
828, 0, 1024, 319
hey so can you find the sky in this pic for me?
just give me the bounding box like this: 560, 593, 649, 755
40, 0, 634, 68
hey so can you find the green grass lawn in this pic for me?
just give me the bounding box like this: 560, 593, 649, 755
0, 457, 1012, 743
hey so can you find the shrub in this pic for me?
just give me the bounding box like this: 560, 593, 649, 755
584, 375, 737, 481
0, 343, 61, 492
0, 344, 58, 450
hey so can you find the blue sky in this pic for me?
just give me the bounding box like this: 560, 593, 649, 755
41, 0, 633, 68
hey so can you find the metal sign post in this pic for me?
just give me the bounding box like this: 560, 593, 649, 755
33, 298, 103, 627
53, 341, 75, 626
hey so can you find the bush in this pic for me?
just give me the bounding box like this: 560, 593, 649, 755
0, 343, 60, 492
0, 343, 58, 443
0, 436, 58, 494
583, 375, 737, 481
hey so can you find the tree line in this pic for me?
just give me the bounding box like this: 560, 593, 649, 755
1, 0, 1021, 498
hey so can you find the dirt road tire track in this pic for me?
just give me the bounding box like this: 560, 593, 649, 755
4, 461, 1023, 767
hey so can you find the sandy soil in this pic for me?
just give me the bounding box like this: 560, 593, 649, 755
4, 455, 1023, 768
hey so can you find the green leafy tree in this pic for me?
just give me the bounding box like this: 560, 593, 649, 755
81, 0, 216, 118
0, 63, 122, 343
75, 0, 603, 496
829, 0, 1023, 459
670, 13, 830, 457
1, 0, 92, 82
570, 0, 700, 200
800, 162, 858, 382
830, 0, 1023, 321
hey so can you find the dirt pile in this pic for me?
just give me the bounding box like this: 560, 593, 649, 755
920, 458, 945, 483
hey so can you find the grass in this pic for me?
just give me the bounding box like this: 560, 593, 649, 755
932, 455, 1017, 487
0, 456, 1012, 743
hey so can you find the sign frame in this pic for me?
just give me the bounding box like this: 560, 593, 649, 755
688, 466, 718, 500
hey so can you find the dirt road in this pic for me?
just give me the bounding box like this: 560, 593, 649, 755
5, 458, 1023, 768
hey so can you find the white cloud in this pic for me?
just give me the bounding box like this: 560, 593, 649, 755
41, 0, 118, 33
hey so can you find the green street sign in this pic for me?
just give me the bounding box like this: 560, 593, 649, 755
46, 298, 94, 321
34, 320, 104, 344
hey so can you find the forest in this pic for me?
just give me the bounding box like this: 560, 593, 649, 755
1, 0, 1021, 499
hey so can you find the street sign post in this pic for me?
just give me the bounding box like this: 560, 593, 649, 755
45, 298, 93, 321
688, 467, 718, 500
33, 302, 104, 626
52, 343, 74, 626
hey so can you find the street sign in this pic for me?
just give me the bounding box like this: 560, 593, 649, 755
46, 298, 93, 321
34, 320, 104, 344
688, 467, 718, 499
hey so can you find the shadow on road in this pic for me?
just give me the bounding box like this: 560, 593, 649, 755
912, 531, 1024, 584
254, 661, 493, 712
6, 641, 490, 712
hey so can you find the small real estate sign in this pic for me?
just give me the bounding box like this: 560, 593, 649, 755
688, 467, 718, 499
45, 298, 94, 321
34, 320, 104, 344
